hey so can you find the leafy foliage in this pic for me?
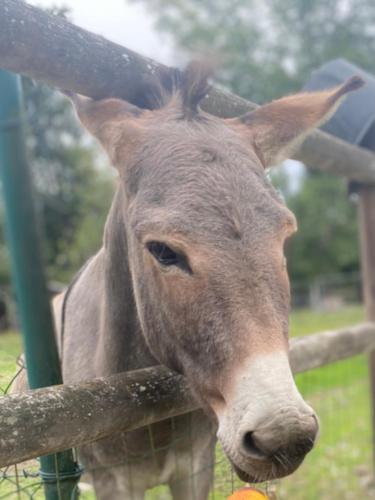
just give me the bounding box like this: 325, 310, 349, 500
23, 79, 114, 282
133, 0, 375, 103
0, 79, 114, 286
285, 172, 359, 281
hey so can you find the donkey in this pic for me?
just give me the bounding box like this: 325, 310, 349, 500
15, 64, 362, 499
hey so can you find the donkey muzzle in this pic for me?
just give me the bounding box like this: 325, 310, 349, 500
239, 408, 318, 465
216, 351, 318, 482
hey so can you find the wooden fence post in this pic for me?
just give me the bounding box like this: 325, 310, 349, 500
358, 185, 375, 471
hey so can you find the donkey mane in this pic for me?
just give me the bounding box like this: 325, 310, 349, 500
143, 60, 213, 115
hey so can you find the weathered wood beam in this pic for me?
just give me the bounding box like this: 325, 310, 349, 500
0, 366, 195, 468
289, 321, 375, 373
1, 1, 375, 183
1, 322, 375, 467
0, 0, 176, 108
357, 187, 375, 469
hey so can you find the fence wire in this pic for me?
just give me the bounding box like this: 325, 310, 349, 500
0, 350, 41, 500
0, 309, 373, 500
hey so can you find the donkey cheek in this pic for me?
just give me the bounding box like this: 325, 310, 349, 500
156, 272, 204, 306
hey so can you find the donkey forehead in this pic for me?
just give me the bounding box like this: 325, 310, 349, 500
131, 131, 295, 239
131, 194, 295, 242
137, 111, 262, 169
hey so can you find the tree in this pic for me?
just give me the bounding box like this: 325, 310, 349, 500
134, 0, 375, 103
285, 172, 359, 282
22, 78, 113, 282
0, 77, 113, 287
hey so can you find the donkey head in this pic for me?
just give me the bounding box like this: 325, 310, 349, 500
68, 67, 362, 482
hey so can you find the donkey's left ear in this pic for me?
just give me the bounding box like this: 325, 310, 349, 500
229, 76, 364, 168
64, 92, 145, 168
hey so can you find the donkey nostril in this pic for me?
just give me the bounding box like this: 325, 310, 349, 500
242, 432, 268, 459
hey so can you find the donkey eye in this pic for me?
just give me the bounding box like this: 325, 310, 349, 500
147, 241, 192, 273
147, 242, 178, 265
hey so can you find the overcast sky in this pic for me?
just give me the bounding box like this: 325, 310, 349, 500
28, 0, 174, 64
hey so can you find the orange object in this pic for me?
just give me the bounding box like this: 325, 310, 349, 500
228, 487, 269, 500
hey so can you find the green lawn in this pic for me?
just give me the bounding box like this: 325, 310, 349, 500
283, 305, 372, 499
0, 305, 373, 499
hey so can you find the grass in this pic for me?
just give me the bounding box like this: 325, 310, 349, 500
289, 305, 366, 337
0, 305, 372, 499
282, 304, 372, 499
0, 331, 23, 395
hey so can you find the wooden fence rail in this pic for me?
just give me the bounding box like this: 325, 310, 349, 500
1, 0, 375, 183
1, 322, 374, 468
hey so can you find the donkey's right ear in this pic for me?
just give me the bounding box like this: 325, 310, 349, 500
63, 92, 145, 168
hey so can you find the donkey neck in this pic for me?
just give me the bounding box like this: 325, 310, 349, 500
97, 185, 156, 374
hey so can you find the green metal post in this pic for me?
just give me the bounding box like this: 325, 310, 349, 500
0, 70, 82, 499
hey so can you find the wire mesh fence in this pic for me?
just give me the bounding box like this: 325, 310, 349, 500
280, 355, 373, 499
0, 347, 43, 500
0, 307, 373, 500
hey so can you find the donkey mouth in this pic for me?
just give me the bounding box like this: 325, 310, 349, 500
221, 441, 296, 483
232, 458, 301, 484
233, 463, 278, 484
233, 464, 262, 483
